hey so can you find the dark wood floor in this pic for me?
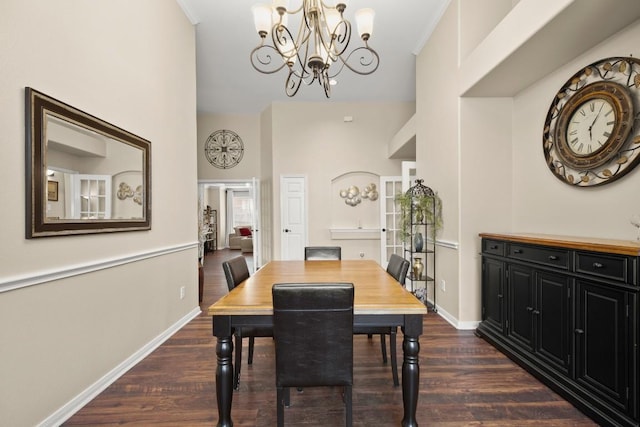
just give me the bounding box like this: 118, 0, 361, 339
64, 249, 595, 426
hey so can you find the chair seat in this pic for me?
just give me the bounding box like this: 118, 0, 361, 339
353, 325, 395, 334
237, 326, 273, 337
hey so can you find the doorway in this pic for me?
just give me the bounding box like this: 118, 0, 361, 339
198, 179, 261, 272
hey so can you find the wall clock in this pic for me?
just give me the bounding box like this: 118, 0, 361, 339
543, 56, 640, 186
204, 129, 244, 169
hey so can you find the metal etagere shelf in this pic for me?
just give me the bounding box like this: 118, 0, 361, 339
402, 179, 437, 312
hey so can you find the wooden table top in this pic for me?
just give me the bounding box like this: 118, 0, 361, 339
208, 260, 428, 316
480, 232, 640, 256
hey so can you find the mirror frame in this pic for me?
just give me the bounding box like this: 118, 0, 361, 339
25, 87, 151, 238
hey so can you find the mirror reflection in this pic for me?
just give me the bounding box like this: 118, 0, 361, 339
46, 116, 144, 220
26, 88, 151, 238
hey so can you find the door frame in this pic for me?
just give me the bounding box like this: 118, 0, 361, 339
198, 178, 261, 272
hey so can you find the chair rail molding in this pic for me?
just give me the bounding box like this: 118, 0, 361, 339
0, 242, 198, 293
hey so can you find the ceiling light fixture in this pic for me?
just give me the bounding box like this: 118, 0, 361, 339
250, 0, 379, 98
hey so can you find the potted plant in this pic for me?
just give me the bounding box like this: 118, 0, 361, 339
395, 180, 443, 243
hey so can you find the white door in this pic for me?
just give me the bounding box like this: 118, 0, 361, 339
72, 174, 112, 219
280, 175, 307, 260
379, 176, 403, 268
250, 177, 261, 270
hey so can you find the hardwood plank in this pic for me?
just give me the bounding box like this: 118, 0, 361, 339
64, 249, 596, 426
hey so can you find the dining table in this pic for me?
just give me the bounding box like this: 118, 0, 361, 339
208, 259, 428, 427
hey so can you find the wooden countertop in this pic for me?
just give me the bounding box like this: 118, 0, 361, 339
480, 232, 640, 256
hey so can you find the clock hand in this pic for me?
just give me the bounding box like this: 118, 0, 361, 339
588, 102, 606, 141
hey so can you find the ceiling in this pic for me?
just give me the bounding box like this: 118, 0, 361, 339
177, 0, 450, 114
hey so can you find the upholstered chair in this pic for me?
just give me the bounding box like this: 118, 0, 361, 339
222, 256, 273, 390
272, 283, 354, 427
353, 254, 410, 387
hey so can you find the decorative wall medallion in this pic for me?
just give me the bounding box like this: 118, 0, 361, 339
204, 129, 244, 169
338, 183, 378, 206
543, 56, 640, 186
117, 182, 143, 205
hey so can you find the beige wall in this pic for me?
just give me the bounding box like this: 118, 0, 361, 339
416, 0, 640, 326
512, 22, 640, 238
197, 114, 261, 180
270, 101, 414, 261
0, 1, 198, 425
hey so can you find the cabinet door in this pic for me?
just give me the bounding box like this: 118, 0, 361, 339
575, 280, 630, 415
507, 264, 534, 350
535, 271, 571, 375
482, 257, 506, 334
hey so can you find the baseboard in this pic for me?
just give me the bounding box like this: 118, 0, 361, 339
38, 306, 201, 427
434, 305, 480, 330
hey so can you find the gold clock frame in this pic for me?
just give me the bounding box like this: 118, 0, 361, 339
543, 56, 640, 187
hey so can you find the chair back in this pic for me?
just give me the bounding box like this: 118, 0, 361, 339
222, 256, 250, 291
387, 254, 410, 285
272, 283, 354, 387
304, 246, 342, 260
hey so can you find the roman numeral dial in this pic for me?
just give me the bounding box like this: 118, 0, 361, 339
565, 98, 615, 155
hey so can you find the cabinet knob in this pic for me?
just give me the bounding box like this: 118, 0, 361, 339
526, 306, 533, 312
497, 294, 503, 299
574, 328, 584, 335
381, 228, 386, 232
513, 249, 523, 254
532, 309, 540, 315
490, 245, 498, 249
548, 255, 558, 261
592, 262, 604, 269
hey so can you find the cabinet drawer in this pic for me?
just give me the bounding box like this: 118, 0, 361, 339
507, 244, 569, 270
482, 239, 505, 256
575, 252, 635, 284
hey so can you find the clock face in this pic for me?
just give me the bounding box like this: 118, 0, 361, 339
204, 129, 244, 169
543, 57, 640, 186
565, 97, 615, 156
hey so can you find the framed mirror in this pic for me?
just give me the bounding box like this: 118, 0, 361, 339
26, 87, 151, 238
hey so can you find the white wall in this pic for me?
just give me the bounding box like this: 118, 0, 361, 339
0, 1, 198, 425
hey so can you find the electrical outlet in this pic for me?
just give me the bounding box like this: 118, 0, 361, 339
439, 279, 446, 292
180, 286, 185, 300
359, 252, 365, 258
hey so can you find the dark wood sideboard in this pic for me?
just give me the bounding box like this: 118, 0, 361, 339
476, 233, 639, 427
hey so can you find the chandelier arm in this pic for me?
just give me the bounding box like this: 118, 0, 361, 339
327, 20, 351, 58
321, 68, 331, 98
285, 68, 304, 97
328, 45, 379, 77
250, 43, 288, 74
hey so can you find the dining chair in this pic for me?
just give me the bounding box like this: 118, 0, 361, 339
353, 254, 410, 387
304, 246, 342, 260
222, 256, 273, 390
272, 282, 354, 427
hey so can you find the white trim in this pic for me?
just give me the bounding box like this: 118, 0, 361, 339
38, 307, 202, 427
435, 238, 459, 250
412, 0, 452, 55
175, 0, 199, 25
435, 305, 479, 330
0, 242, 198, 293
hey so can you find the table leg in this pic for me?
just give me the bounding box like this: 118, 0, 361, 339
214, 316, 234, 427
401, 314, 423, 427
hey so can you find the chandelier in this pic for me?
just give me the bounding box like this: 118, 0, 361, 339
250, 0, 379, 98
